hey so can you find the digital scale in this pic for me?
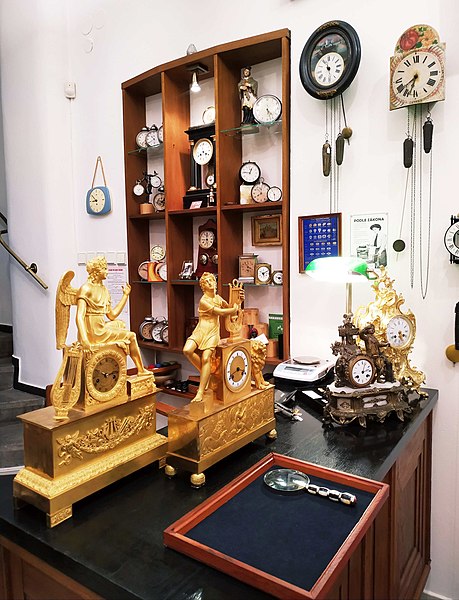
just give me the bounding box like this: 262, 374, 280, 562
273, 356, 334, 384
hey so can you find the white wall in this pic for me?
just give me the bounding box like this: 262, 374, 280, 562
0, 75, 12, 326
1, 0, 458, 597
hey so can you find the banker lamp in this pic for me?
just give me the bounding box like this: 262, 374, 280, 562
305, 257, 374, 315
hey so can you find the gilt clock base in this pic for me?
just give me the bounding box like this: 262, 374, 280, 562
324, 381, 421, 428
13, 393, 167, 527
166, 385, 275, 485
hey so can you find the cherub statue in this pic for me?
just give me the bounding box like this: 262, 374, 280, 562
183, 272, 241, 402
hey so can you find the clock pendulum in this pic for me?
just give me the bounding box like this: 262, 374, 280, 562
299, 20, 361, 213
390, 24, 445, 299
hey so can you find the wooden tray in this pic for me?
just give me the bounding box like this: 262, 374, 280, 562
164, 452, 389, 599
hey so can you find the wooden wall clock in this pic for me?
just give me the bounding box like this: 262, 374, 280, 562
194, 218, 218, 278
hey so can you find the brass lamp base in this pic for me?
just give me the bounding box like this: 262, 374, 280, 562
166, 385, 275, 486
13, 392, 167, 527
324, 382, 421, 428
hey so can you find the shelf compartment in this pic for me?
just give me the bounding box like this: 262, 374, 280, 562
128, 145, 164, 156
168, 207, 217, 217
221, 202, 282, 213
139, 340, 169, 351
220, 120, 282, 137
129, 212, 165, 221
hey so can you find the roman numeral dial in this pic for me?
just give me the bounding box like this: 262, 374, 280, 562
390, 46, 445, 110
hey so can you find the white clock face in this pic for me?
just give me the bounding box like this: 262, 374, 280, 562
89, 188, 106, 213
136, 130, 148, 148
240, 162, 260, 184
193, 138, 213, 165
146, 129, 160, 147
267, 186, 282, 202
150, 244, 165, 261
386, 316, 413, 348
253, 94, 282, 124
444, 222, 459, 258
272, 271, 283, 285
257, 265, 271, 283
225, 349, 249, 390
202, 106, 216, 124
152, 323, 164, 343
251, 182, 269, 203
391, 48, 445, 108
199, 229, 215, 249
158, 125, 164, 143
150, 174, 162, 188
313, 52, 345, 87
157, 263, 167, 281
133, 183, 144, 196
350, 357, 374, 387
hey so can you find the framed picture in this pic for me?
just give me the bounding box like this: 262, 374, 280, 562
179, 260, 194, 280
298, 213, 342, 272
251, 214, 282, 246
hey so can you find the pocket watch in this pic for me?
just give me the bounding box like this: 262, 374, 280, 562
145, 125, 160, 148
251, 179, 270, 203
272, 270, 283, 285
225, 347, 250, 391
299, 20, 361, 99
239, 161, 261, 184
267, 186, 282, 202
192, 138, 214, 165
153, 191, 165, 212
444, 215, 459, 264
252, 94, 282, 124
202, 106, 216, 124
133, 180, 145, 197
255, 263, 271, 285
139, 316, 154, 341
137, 260, 150, 281
135, 127, 149, 149
150, 244, 166, 261
150, 171, 162, 188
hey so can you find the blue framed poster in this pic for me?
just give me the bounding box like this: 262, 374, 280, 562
298, 213, 342, 272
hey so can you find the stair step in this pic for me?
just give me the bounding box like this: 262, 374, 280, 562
0, 332, 13, 359
0, 388, 44, 421
0, 360, 14, 391
0, 421, 24, 469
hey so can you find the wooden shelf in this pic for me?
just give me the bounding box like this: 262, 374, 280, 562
122, 29, 291, 363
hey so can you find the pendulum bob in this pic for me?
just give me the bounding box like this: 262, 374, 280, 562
322, 142, 331, 176
342, 126, 353, 144
335, 133, 345, 166
423, 118, 434, 153
403, 137, 414, 168
392, 239, 406, 253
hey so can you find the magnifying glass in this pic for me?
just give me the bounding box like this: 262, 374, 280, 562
263, 468, 357, 506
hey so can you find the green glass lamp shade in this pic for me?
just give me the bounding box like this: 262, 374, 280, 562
305, 257, 371, 283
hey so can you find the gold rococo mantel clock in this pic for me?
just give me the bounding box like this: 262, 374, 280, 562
353, 267, 425, 391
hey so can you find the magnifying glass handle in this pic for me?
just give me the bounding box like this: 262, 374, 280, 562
307, 483, 357, 506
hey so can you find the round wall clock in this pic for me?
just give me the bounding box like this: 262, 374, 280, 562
444, 215, 459, 264
299, 20, 361, 100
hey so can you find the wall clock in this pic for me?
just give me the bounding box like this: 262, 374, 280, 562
299, 21, 360, 213
86, 156, 112, 216
195, 219, 218, 278
390, 25, 445, 298
444, 214, 459, 264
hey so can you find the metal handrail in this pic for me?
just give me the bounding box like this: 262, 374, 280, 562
0, 210, 48, 289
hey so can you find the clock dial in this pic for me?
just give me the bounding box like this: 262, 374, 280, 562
193, 138, 214, 165
156, 262, 167, 281
150, 173, 162, 188
146, 126, 160, 148
239, 256, 256, 278
225, 348, 250, 390
153, 192, 165, 212
137, 261, 149, 280
202, 106, 216, 124
160, 324, 169, 344
152, 322, 165, 343
267, 186, 282, 202
136, 129, 149, 149
256, 264, 271, 284
92, 356, 120, 393
386, 316, 413, 349
86, 348, 126, 402
253, 94, 282, 124
150, 244, 165, 261
444, 219, 459, 260
88, 188, 106, 213
239, 161, 261, 184
139, 317, 154, 341
199, 230, 216, 249
133, 182, 145, 196
390, 47, 445, 109
251, 181, 270, 203
272, 270, 283, 285
314, 52, 345, 87
206, 173, 215, 187
349, 356, 375, 388
158, 125, 164, 143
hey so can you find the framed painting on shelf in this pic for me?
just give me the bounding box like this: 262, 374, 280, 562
298, 213, 341, 272
251, 214, 282, 246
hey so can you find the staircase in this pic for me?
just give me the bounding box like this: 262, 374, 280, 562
0, 330, 45, 473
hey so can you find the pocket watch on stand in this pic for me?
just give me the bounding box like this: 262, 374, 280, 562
390, 25, 445, 298
299, 20, 361, 214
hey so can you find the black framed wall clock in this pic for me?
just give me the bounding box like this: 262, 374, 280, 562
444, 215, 459, 264
299, 20, 361, 100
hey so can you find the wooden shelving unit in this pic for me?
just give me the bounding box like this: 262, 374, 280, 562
122, 29, 290, 363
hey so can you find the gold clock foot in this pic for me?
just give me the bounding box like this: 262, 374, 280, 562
190, 473, 206, 488
266, 428, 277, 440
47, 506, 72, 528
165, 464, 177, 478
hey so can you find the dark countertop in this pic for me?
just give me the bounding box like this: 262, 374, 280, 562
0, 388, 438, 600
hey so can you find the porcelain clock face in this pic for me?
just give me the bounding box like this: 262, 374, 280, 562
253, 94, 282, 124
225, 348, 250, 390
314, 52, 345, 87
193, 138, 213, 165
386, 315, 414, 349
199, 229, 216, 249
88, 188, 106, 213
390, 47, 445, 109
239, 161, 261, 184
255, 263, 271, 284
348, 356, 375, 388
444, 219, 459, 261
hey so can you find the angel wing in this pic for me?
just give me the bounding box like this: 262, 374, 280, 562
55, 271, 78, 349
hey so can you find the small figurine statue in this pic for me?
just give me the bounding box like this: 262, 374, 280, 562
359, 323, 394, 383
238, 66, 258, 125
183, 272, 242, 402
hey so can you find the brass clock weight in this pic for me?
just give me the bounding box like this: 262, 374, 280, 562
13, 257, 167, 527
299, 20, 361, 213
166, 273, 275, 487
390, 25, 445, 299
324, 268, 425, 427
